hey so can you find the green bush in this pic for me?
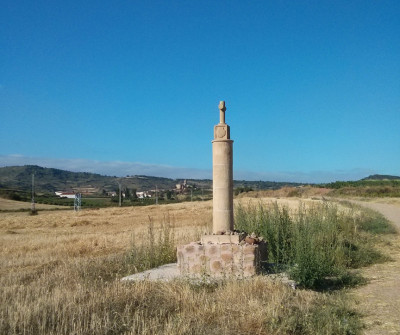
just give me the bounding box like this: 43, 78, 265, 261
235, 201, 394, 289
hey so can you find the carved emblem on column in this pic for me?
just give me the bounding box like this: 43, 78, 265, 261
214, 101, 230, 140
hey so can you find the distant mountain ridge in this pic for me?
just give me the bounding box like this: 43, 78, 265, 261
362, 174, 400, 181
0, 165, 186, 193
0, 165, 302, 194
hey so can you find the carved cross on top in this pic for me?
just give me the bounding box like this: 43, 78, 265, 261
218, 101, 226, 124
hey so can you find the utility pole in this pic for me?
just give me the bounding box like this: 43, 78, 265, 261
155, 185, 158, 205
31, 173, 36, 213
191, 188, 193, 202
117, 181, 122, 207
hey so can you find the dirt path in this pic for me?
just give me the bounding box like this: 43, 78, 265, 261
349, 199, 400, 334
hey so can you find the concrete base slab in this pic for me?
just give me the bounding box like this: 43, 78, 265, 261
121, 263, 297, 289
121, 263, 180, 282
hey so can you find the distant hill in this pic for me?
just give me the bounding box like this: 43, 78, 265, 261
321, 174, 400, 197
361, 174, 400, 181
0, 165, 190, 194
0, 165, 303, 195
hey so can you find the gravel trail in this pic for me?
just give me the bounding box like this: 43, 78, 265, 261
349, 199, 400, 334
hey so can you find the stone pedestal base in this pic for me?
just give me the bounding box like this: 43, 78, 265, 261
177, 241, 267, 278
200, 233, 244, 244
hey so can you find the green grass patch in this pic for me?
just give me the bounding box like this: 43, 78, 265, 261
358, 208, 397, 234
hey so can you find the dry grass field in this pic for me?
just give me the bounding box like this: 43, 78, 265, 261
0, 197, 67, 211
0, 201, 214, 334
0, 196, 323, 270
0, 196, 395, 334
0, 201, 214, 278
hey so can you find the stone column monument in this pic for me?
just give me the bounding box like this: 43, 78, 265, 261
177, 101, 267, 278
212, 101, 234, 234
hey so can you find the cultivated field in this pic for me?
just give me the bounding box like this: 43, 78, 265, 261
0, 196, 398, 334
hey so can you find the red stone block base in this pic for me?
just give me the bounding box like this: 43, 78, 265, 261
177, 241, 267, 278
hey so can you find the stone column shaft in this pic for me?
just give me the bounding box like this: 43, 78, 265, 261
212, 139, 233, 233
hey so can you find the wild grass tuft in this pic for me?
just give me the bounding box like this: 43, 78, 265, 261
125, 215, 176, 273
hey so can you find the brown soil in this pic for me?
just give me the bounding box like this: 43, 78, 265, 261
349, 199, 400, 334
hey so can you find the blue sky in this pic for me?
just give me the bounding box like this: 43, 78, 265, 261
1, 0, 399, 183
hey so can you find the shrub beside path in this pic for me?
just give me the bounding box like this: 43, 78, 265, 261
349, 199, 400, 334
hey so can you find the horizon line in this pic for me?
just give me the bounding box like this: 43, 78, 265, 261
0, 154, 384, 184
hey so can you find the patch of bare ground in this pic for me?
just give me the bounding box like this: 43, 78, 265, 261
237, 186, 331, 199
348, 199, 400, 334
235, 195, 325, 211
